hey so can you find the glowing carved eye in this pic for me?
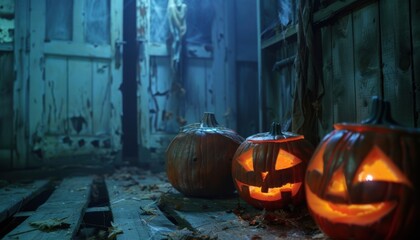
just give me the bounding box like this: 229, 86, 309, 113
275, 149, 302, 170
326, 167, 348, 199
353, 146, 412, 187
237, 149, 254, 172
238, 148, 302, 172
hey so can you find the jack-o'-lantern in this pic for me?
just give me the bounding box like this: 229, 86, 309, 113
305, 97, 420, 239
166, 112, 244, 197
232, 122, 314, 210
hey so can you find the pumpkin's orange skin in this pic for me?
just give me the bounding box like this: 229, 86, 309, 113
232, 123, 314, 210
166, 113, 243, 197
305, 98, 420, 240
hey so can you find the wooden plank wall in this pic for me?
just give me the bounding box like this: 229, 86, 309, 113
317, 0, 419, 140
136, 0, 240, 169
412, 0, 420, 127
0, 0, 15, 168
259, 0, 299, 132
380, 0, 414, 126
0, 52, 14, 168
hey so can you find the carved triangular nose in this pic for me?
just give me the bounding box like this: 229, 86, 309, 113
261, 171, 269, 193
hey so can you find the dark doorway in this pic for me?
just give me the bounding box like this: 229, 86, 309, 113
122, 0, 138, 164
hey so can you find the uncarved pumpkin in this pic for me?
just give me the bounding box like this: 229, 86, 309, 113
232, 122, 314, 210
166, 112, 244, 197
305, 97, 420, 239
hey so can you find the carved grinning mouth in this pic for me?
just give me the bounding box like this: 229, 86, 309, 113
236, 180, 302, 201
306, 187, 397, 225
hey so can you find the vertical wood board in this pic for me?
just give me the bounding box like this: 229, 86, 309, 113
331, 14, 355, 123
222, 0, 237, 130
45, 56, 68, 134
184, 59, 209, 124
381, 0, 414, 126
68, 58, 93, 135
92, 60, 111, 135
0, 52, 14, 150
353, 2, 381, 122
13, 0, 30, 168
109, 0, 123, 150
236, 62, 258, 137
29, 0, 46, 162
412, 0, 420, 127
319, 26, 334, 138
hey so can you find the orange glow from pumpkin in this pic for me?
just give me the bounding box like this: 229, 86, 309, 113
275, 149, 302, 170
354, 146, 412, 187
236, 180, 302, 201
306, 143, 325, 174
237, 149, 254, 171
306, 185, 397, 225
261, 171, 269, 181
238, 148, 302, 173
326, 167, 348, 199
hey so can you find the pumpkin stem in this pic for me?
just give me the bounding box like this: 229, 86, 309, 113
362, 96, 399, 125
201, 112, 219, 127
269, 122, 282, 136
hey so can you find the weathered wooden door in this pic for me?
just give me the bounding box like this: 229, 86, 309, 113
136, 0, 237, 168
28, 0, 123, 165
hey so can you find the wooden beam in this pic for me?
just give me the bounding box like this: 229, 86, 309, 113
261, 24, 298, 49
105, 174, 177, 240
4, 177, 93, 240
0, 180, 51, 222
314, 0, 374, 26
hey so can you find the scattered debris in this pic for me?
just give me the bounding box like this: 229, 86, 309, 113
29, 217, 71, 232
140, 204, 158, 216
107, 222, 123, 240
164, 230, 218, 240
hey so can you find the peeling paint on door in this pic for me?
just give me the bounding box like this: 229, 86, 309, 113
26, 0, 123, 166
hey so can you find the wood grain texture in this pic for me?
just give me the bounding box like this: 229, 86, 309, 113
4, 177, 93, 240
331, 14, 356, 123
13, 0, 30, 168
0, 52, 14, 154
412, 0, 420, 127
105, 174, 177, 240
29, 0, 46, 166
381, 0, 414, 127
319, 26, 334, 138
68, 59, 93, 135
0, 180, 50, 222
45, 57, 68, 134
353, 2, 380, 122
92, 60, 111, 135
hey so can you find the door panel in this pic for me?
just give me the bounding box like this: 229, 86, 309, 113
29, 0, 122, 164
137, 0, 237, 168
0, 52, 14, 168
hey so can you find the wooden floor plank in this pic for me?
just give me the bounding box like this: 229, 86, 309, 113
159, 193, 273, 240
4, 177, 93, 240
0, 180, 51, 222
105, 171, 179, 240
159, 193, 323, 240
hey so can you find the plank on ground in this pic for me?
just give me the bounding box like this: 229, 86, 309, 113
159, 192, 325, 240
105, 173, 179, 240
4, 177, 93, 240
159, 193, 287, 240
0, 180, 51, 222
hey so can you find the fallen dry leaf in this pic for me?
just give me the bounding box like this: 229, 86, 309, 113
29, 217, 70, 232
108, 222, 123, 240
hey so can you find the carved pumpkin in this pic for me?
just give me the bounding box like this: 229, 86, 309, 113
166, 112, 244, 197
305, 97, 420, 239
232, 122, 314, 210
